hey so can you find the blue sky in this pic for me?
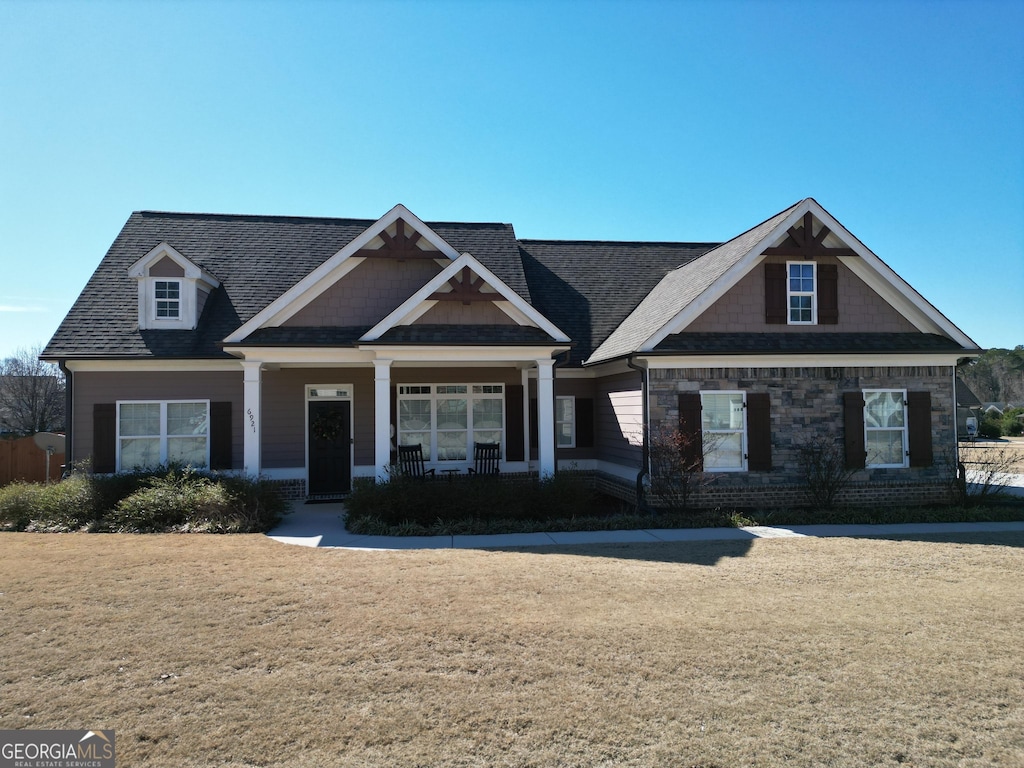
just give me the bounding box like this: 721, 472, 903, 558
1, 0, 1021, 361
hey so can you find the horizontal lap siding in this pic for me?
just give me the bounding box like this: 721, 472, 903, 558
261, 368, 375, 468
596, 371, 643, 468
72, 370, 244, 470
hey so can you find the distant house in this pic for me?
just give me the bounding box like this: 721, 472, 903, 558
43, 198, 980, 506
956, 378, 983, 436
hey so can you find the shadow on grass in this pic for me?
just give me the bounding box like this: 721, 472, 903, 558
503, 537, 757, 567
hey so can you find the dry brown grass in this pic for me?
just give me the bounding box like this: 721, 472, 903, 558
965, 438, 1024, 474
1, 532, 1022, 767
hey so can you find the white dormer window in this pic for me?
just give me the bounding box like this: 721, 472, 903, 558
128, 243, 219, 330
154, 280, 181, 319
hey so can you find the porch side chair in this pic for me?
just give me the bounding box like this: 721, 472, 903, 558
397, 443, 435, 480
468, 442, 501, 476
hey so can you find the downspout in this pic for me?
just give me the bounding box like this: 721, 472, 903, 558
626, 355, 649, 511
59, 360, 72, 475
551, 350, 569, 474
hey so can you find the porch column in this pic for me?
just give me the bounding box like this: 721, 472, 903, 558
242, 361, 263, 476
374, 359, 392, 482
536, 359, 556, 478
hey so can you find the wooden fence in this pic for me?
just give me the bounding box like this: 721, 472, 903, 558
0, 435, 65, 486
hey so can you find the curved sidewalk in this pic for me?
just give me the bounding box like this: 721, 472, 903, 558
267, 503, 1024, 551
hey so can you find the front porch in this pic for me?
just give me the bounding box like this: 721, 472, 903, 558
235, 348, 568, 498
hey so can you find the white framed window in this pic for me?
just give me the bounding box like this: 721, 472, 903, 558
154, 280, 181, 319
397, 384, 504, 462
701, 391, 746, 471
863, 389, 908, 468
787, 261, 816, 324
116, 400, 209, 470
556, 396, 576, 448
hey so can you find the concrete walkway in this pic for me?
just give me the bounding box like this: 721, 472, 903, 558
267, 502, 1024, 551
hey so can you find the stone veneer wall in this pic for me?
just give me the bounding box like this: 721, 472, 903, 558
647, 366, 958, 508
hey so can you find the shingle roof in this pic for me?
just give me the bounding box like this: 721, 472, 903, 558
586, 201, 802, 364
42, 201, 974, 365
42, 211, 528, 359
518, 240, 716, 365
374, 325, 559, 346
651, 332, 965, 355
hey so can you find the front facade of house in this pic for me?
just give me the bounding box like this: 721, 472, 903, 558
44, 199, 979, 506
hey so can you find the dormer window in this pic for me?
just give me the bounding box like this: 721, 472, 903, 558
155, 281, 181, 319
128, 243, 219, 330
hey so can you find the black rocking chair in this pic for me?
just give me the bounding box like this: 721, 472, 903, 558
397, 443, 435, 480
468, 442, 501, 476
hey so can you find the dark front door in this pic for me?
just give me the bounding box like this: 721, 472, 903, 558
308, 400, 352, 495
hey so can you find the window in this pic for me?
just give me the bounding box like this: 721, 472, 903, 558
556, 396, 575, 448
117, 400, 209, 470
787, 262, 816, 324
397, 384, 503, 462
154, 280, 181, 319
863, 389, 908, 468
701, 392, 746, 471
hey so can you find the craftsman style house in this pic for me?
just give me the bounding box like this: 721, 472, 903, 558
43, 199, 979, 506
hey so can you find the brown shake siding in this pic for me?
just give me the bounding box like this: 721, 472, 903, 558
72, 370, 244, 469
685, 256, 918, 333
149, 256, 185, 277
284, 258, 442, 327
416, 300, 516, 325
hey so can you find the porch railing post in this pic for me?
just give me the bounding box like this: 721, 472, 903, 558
241, 360, 263, 476
374, 359, 393, 482
536, 359, 555, 478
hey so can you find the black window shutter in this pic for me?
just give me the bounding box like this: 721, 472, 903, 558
678, 393, 703, 471
576, 398, 595, 448
765, 263, 787, 324
843, 392, 866, 469
93, 403, 116, 473
210, 402, 233, 470
505, 385, 525, 461
818, 263, 839, 324
907, 391, 933, 467
746, 392, 772, 471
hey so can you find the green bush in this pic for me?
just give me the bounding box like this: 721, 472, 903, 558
345, 472, 599, 531
0, 483, 39, 531
0, 467, 284, 534
978, 415, 1003, 438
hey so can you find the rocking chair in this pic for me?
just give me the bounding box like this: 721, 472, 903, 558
397, 443, 435, 480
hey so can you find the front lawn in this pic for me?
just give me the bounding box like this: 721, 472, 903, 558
1, 532, 1021, 766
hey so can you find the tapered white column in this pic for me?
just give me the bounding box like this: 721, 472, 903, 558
242, 361, 262, 476
374, 359, 393, 482
536, 359, 555, 478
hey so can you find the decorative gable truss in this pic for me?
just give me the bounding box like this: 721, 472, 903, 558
762, 212, 853, 325
362, 252, 570, 343
127, 243, 220, 330
598, 198, 976, 364
224, 204, 459, 344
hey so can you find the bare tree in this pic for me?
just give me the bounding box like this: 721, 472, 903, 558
0, 345, 65, 434
648, 426, 717, 513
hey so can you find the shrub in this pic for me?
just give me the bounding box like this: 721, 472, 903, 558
796, 433, 856, 510
0, 466, 284, 534
345, 472, 599, 531
978, 415, 1003, 438
0, 483, 39, 531
107, 469, 285, 533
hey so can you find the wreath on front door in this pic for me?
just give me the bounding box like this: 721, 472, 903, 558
311, 411, 345, 442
